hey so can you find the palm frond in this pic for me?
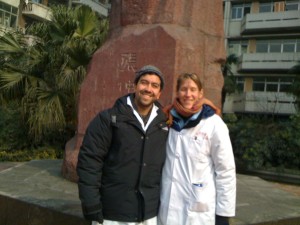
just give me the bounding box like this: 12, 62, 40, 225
73, 5, 99, 38
58, 64, 86, 94
0, 32, 24, 53
65, 39, 92, 67
26, 88, 66, 141
26, 22, 51, 41
49, 5, 77, 42
0, 70, 26, 91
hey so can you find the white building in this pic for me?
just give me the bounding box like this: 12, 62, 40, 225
0, 0, 19, 34
223, 0, 300, 115
0, 0, 110, 35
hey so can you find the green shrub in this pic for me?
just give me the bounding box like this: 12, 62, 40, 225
0, 102, 74, 156
0, 104, 30, 151
0, 147, 62, 162
0, 103, 70, 160
224, 113, 300, 171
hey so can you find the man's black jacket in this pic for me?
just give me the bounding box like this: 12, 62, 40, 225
77, 94, 168, 223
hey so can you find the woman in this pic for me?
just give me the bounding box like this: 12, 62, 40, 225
159, 73, 236, 225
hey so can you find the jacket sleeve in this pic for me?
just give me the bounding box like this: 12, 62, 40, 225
76, 110, 112, 223
211, 116, 236, 217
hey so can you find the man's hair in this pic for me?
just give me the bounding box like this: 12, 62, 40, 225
135, 65, 165, 89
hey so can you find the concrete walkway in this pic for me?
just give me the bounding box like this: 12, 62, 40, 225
0, 160, 299, 225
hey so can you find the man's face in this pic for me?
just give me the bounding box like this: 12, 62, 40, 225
134, 74, 162, 109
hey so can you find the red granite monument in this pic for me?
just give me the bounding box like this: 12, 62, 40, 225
62, 0, 226, 181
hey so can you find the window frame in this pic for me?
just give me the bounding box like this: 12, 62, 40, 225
256, 39, 300, 53
259, 2, 274, 13
231, 4, 251, 20
252, 77, 293, 93
285, 0, 300, 11
236, 77, 245, 92
228, 40, 248, 56
0, 2, 18, 28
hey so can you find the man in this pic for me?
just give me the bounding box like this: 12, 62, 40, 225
77, 65, 169, 225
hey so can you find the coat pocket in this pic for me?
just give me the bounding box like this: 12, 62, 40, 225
189, 182, 209, 212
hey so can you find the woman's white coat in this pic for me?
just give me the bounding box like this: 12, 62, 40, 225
159, 114, 236, 225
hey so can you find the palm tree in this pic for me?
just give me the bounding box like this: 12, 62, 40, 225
0, 5, 108, 144
221, 54, 239, 109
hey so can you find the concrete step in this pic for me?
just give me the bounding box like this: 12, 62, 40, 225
0, 159, 299, 225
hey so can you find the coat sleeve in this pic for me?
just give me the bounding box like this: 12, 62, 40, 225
76, 110, 112, 223
210, 116, 236, 217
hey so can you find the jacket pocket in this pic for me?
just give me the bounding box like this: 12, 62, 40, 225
188, 182, 209, 212
185, 136, 209, 162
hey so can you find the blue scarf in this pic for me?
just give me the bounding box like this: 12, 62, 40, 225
171, 104, 215, 131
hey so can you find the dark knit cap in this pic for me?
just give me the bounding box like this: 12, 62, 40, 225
135, 65, 165, 89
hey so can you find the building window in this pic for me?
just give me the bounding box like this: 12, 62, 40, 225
231, 6, 243, 19
10, 15, 16, 27
231, 4, 251, 20
266, 77, 279, 92
241, 41, 248, 54
259, 3, 274, 13
256, 39, 300, 53
269, 40, 281, 53
256, 41, 269, 53
252, 77, 293, 93
4, 13, 10, 27
297, 40, 300, 52
283, 39, 296, 52
0, 2, 18, 28
253, 77, 266, 91
228, 41, 239, 55
236, 77, 245, 92
228, 40, 248, 56
279, 77, 293, 92
285, 0, 300, 11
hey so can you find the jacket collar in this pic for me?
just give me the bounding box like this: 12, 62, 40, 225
171, 105, 215, 131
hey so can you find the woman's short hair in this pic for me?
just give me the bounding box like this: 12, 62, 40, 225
176, 73, 202, 91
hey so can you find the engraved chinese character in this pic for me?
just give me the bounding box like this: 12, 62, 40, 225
125, 80, 134, 93
118, 53, 137, 72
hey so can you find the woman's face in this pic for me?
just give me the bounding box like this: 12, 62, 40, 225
177, 78, 203, 109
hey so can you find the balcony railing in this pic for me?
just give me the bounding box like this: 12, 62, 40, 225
71, 0, 109, 17
22, 2, 52, 21
241, 11, 300, 34
238, 52, 300, 72
227, 92, 296, 115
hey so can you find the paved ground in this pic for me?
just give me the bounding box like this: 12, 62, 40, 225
0, 160, 299, 225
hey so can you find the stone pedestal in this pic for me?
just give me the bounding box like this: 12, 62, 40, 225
62, 0, 226, 182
